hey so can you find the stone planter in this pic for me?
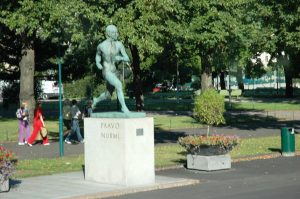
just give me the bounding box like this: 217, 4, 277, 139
187, 154, 231, 171
187, 146, 233, 171
0, 177, 9, 192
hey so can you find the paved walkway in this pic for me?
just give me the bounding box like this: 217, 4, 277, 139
1, 172, 198, 199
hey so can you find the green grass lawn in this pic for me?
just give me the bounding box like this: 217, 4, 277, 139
12, 135, 300, 179
145, 98, 300, 111
0, 118, 19, 141
154, 115, 203, 130
15, 155, 84, 178
0, 118, 60, 142
229, 101, 300, 111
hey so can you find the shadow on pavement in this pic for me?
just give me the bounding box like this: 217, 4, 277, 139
155, 130, 185, 144
10, 179, 22, 188
268, 148, 282, 153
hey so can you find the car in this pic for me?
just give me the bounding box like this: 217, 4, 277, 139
40, 80, 63, 99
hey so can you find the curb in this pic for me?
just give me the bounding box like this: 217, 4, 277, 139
155, 165, 184, 171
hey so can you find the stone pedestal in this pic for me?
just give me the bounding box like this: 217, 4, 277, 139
84, 117, 154, 186
187, 154, 231, 171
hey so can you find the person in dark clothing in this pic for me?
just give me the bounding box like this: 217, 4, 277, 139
64, 100, 84, 144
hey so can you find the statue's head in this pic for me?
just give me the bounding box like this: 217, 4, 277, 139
106, 25, 118, 40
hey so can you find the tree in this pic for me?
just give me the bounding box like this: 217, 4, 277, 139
253, 0, 300, 97
181, 0, 254, 91
0, 0, 104, 119
0, 0, 39, 120
0, 25, 22, 80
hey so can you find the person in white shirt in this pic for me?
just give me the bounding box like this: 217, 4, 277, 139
64, 100, 84, 144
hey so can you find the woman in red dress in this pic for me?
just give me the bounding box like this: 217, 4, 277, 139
28, 101, 50, 146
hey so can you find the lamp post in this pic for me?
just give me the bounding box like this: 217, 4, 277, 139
58, 56, 64, 157
228, 69, 232, 109
57, 30, 64, 157
276, 66, 279, 95
176, 61, 179, 103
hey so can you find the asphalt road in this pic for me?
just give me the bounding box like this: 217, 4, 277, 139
111, 156, 300, 199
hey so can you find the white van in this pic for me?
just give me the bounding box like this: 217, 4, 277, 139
41, 80, 63, 99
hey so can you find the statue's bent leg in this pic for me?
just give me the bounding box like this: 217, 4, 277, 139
117, 88, 130, 113
105, 72, 130, 113
92, 88, 112, 109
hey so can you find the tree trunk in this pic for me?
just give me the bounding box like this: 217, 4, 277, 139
201, 67, 212, 91
236, 66, 244, 91
285, 75, 293, 98
284, 52, 300, 98
200, 55, 213, 91
19, 38, 35, 124
282, 53, 294, 98
129, 44, 144, 111
219, 71, 226, 90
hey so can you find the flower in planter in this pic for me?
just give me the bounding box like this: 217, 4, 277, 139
0, 146, 17, 184
178, 134, 240, 155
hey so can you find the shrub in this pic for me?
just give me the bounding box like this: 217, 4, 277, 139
63, 75, 106, 99
193, 88, 225, 133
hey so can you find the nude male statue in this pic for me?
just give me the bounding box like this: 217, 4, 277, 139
92, 25, 130, 113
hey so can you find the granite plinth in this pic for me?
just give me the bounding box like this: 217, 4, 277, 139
84, 117, 154, 186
